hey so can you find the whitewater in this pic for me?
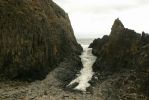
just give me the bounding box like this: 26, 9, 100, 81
68, 45, 97, 91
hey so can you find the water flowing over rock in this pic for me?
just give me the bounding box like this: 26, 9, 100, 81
68, 45, 96, 91
0, 0, 82, 80
90, 18, 149, 99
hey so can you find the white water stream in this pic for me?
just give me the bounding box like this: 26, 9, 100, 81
68, 45, 97, 91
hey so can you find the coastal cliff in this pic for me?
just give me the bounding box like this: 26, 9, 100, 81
90, 18, 149, 99
0, 0, 82, 80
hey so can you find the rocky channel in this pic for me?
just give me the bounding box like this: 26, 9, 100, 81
0, 0, 149, 100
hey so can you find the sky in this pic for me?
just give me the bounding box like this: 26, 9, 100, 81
54, 0, 149, 39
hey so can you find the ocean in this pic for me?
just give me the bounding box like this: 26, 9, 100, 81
69, 38, 97, 91
77, 38, 95, 48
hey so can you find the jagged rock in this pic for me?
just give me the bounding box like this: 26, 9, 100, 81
92, 19, 141, 72
90, 18, 149, 99
89, 35, 109, 56
111, 18, 124, 32
141, 32, 149, 45
0, 0, 82, 80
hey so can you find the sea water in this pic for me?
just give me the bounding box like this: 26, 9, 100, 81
68, 38, 97, 91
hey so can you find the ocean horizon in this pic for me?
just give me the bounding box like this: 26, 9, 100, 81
77, 38, 95, 48
77, 38, 95, 45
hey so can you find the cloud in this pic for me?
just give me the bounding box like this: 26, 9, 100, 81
54, 0, 147, 13
54, 0, 149, 39
136, 0, 149, 4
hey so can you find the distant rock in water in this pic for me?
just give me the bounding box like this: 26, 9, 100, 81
90, 18, 149, 99
0, 0, 82, 80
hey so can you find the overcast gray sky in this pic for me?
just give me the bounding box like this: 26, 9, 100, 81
54, 0, 149, 39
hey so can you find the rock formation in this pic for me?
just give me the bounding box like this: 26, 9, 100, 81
0, 0, 82, 80
90, 18, 149, 99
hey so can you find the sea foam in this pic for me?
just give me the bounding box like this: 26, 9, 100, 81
68, 45, 97, 91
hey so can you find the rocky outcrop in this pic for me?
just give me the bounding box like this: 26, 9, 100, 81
90, 18, 141, 72
0, 0, 82, 80
90, 18, 149, 99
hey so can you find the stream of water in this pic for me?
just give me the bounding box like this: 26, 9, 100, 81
68, 45, 97, 91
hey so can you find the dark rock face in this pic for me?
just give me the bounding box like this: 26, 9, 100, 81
89, 35, 109, 56
90, 18, 141, 72
0, 0, 82, 80
90, 18, 149, 98
54, 55, 83, 87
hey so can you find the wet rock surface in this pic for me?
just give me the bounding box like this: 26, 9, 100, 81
0, 55, 108, 100
90, 18, 149, 99
0, 56, 82, 100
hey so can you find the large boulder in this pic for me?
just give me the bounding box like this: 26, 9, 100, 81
0, 0, 82, 80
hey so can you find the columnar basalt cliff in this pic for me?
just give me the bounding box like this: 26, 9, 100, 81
0, 0, 82, 80
90, 18, 149, 99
